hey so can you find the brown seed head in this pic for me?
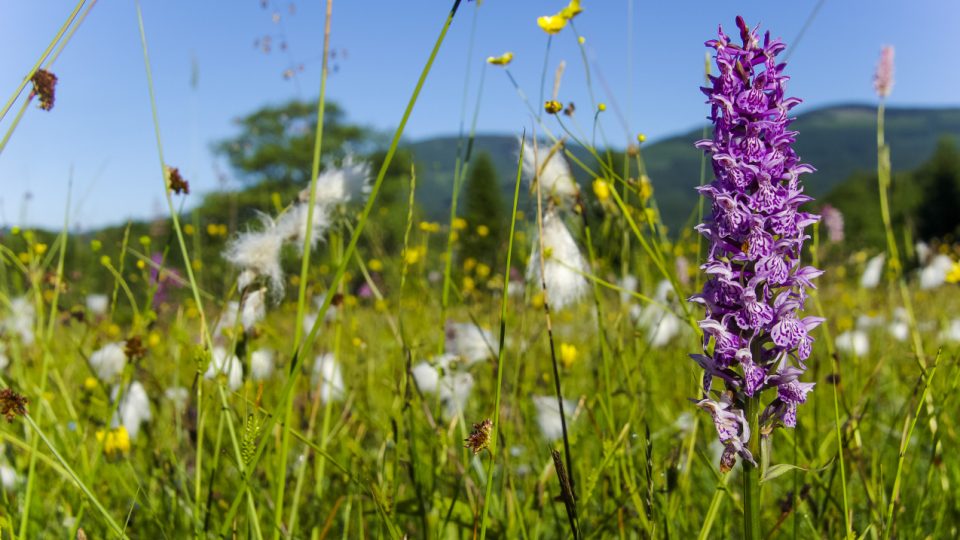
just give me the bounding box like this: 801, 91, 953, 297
464, 418, 493, 454
0, 388, 29, 422
125, 336, 147, 361
30, 69, 58, 111
167, 167, 190, 195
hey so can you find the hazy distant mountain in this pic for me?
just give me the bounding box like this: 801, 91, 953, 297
405, 105, 960, 233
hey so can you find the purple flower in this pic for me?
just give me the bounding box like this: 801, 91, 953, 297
821, 204, 844, 243
691, 17, 822, 470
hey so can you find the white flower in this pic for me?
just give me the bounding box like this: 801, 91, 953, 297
633, 280, 683, 347
224, 214, 286, 295
240, 287, 267, 331
445, 322, 498, 364
856, 313, 886, 329
204, 346, 243, 391
0, 464, 17, 491
939, 319, 960, 343
527, 210, 589, 310
618, 274, 638, 305
532, 395, 576, 442
250, 349, 275, 381
163, 386, 190, 410
888, 308, 909, 342
85, 294, 109, 316
915, 241, 931, 262
312, 353, 344, 402
836, 330, 869, 356
412, 354, 474, 416
301, 154, 372, 207
111, 381, 151, 439
522, 142, 578, 205
0, 342, 8, 371
859, 253, 885, 289
919, 254, 953, 290
89, 342, 127, 381
3, 296, 35, 345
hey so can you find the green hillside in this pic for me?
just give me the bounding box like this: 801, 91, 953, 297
406, 105, 960, 233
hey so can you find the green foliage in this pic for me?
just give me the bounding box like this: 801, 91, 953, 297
915, 137, 960, 239
460, 152, 505, 267
214, 100, 368, 186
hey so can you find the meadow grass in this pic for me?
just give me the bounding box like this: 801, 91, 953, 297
0, 1, 958, 539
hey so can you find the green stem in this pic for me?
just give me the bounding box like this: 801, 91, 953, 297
478, 133, 525, 540
742, 395, 762, 540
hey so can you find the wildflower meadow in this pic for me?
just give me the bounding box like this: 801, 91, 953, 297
1, 1, 959, 538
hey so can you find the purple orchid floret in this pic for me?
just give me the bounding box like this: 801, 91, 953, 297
691, 16, 822, 469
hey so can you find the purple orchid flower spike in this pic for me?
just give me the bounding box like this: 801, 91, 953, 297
691, 16, 822, 471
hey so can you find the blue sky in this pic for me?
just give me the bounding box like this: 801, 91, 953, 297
1, 0, 958, 230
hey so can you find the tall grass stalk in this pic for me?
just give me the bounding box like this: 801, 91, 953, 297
276, 0, 335, 533
0, 0, 86, 124
216, 2, 463, 532
479, 133, 525, 540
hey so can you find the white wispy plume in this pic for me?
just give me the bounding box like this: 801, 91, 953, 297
85, 294, 109, 316
3, 296, 35, 345
836, 330, 869, 356
919, 254, 953, 290
312, 352, 345, 403
204, 346, 244, 391
445, 321, 498, 364
250, 349, 275, 381
224, 214, 287, 295
304, 154, 372, 207
527, 210, 589, 310
89, 342, 127, 381
276, 202, 332, 252
521, 142, 579, 206
1, 464, 18, 491
240, 287, 267, 331
632, 280, 683, 347
111, 381, 151, 439
532, 395, 576, 442
859, 253, 885, 289
411, 353, 474, 417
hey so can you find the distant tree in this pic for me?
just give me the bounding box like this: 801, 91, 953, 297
461, 152, 505, 267
214, 100, 369, 186
915, 137, 960, 240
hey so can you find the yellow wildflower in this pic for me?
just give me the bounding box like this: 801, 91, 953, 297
597, 102, 606, 112
637, 133, 647, 144
537, 14, 567, 34
464, 257, 477, 272
84, 377, 99, 391
476, 263, 491, 280
560, 0, 583, 19
947, 262, 960, 284
463, 276, 476, 294
544, 100, 563, 114
592, 178, 610, 201
578, 36, 586, 45
183, 224, 195, 236
100, 255, 111, 266
18, 252, 30, 264
638, 174, 653, 202
404, 249, 420, 265
559, 343, 578, 368
369, 258, 384, 272
476, 224, 490, 237
136, 260, 146, 270
102, 426, 131, 458
139, 235, 151, 247
486, 52, 514, 66
453, 217, 468, 231
34, 243, 48, 255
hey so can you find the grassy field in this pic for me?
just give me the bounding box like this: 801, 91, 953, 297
0, 1, 958, 539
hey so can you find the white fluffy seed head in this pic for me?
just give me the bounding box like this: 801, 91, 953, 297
250, 349, 275, 381
4, 296, 35, 345
89, 341, 128, 381
301, 154, 372, 207
205, 346, 244, 391
240, 288, 267, 331
112, 381, 151, 439
224, 215, 286, 296
527, 211, 589, 310
859, 253, 885, 290
276, 202, 332, 252
445, 322, 498, 364
312, 352, 345, 403
522, 142, 579, 206
532, 395, 576, 442
86, 294, 109, 316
